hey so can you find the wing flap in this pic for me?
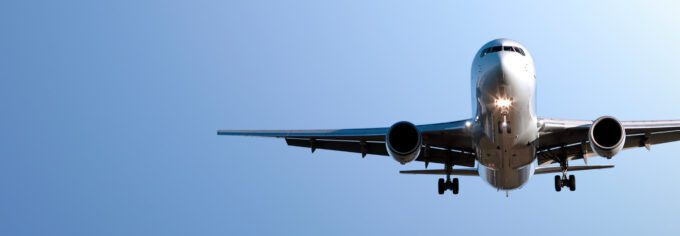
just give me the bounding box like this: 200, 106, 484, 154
534, 165, 614, 175
285, 138, 388, 156
284, 138, 476, 166
399, 168, 479, 176
418, 148, 476, 167
625, 130, 680, 148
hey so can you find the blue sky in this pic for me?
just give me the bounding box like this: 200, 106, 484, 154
3, 0, 680, 235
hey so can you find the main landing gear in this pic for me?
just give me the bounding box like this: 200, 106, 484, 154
438, 177, 459, 195
437, 162, 459, 195
554, 174, 575, 192
554, 158, 576, 192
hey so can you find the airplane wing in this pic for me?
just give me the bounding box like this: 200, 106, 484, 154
536, 118, 680, 166
217, 120, 477, 167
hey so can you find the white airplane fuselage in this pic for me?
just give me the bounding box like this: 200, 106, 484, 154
471, 39, 538, 190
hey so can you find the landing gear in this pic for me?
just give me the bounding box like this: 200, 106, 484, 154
438, 162, 459, 195
553, 157, 576, 192
437, 177, 459, 195
438, 178, 445, 195
554, 174, 576, 192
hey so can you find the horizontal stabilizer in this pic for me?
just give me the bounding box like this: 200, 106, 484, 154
534, 165, 614, 175
399, 168, 479, 176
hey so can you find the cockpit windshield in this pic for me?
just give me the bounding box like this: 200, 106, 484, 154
480, 46, 525, 57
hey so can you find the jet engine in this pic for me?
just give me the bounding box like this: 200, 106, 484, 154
386, 121, 422, 164
588, 116, 626, 159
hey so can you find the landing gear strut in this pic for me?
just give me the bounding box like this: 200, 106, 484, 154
437, 162, 459, 195
554, 158, 576, 192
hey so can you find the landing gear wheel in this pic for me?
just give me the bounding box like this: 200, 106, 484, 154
437, 178, 445, 195
568, 175, 576, 191
554, 175, 562, 192
451, 178, 459, 195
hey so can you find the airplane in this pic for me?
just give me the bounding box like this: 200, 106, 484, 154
218, 38, 680, 195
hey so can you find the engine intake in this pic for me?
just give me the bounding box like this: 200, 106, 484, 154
588, 116, 626, 159
386, 121, 422, 164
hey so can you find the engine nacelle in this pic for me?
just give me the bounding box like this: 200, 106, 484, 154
386, 121, 422, 164
588, 116, 626, 159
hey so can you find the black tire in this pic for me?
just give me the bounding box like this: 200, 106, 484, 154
568, 175, 576, 191
438, 178, 445, 195
554, 175, 562, 192
452, 178, 460, 195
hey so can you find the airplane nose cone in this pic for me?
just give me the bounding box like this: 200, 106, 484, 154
483, 55, 512, 86
477, 52, 530, 99
487, 52, 524, 87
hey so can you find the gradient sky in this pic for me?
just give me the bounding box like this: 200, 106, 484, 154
3, 0, 680, 235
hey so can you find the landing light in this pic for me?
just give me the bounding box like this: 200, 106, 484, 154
495, 98, 512, 109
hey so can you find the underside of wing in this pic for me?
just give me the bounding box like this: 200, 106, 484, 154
217, 127, 387, 141
399, 168, 479, 176
218, 120, 476, 167
537, 118, 680, 166
534, 165, 614, 174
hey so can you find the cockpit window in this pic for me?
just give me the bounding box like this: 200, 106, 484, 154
480, 45, 525, 57
480, 48, 490, 57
